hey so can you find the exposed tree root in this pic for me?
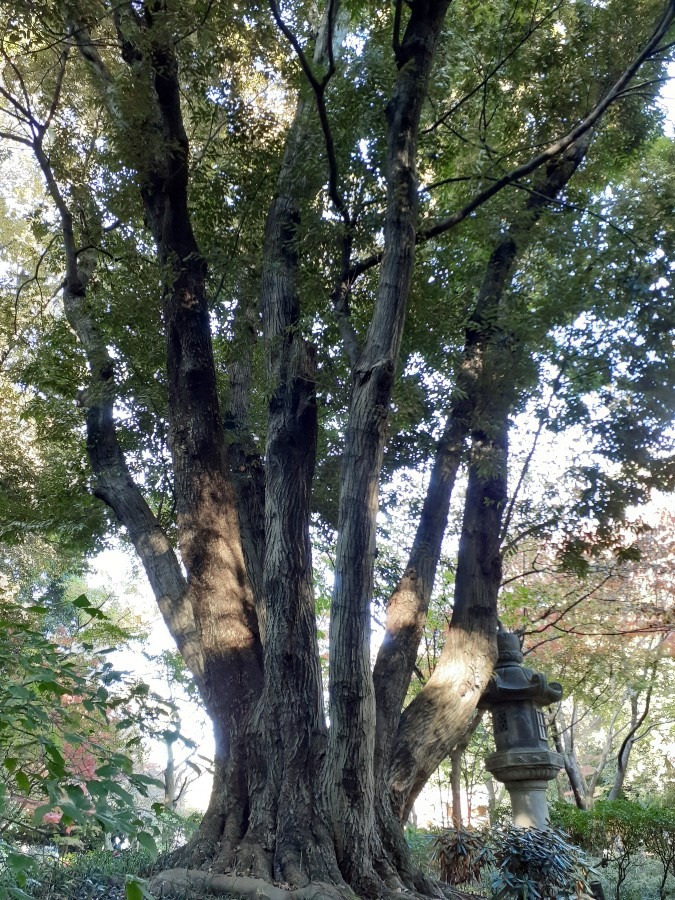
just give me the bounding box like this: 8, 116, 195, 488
149, 868, 354, 899
149, 868, 486, 900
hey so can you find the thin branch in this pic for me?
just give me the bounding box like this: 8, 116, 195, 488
613, 667, 657, 780
498, 178, 646, 248
422, 0, 564, 134
393, 0, 404, 61
423, 3, 675, 238
173, 0, 216, 44
268, 0, 351, 225
0, 52, 35, 124
350, 1, 675, 279
500, 365, 567, 544
14, 234, 60, 333
330, 229, 361, 367
43, 49, 69, 131
501, 517, 560, 558
0, 129, 33, 147
422, 171, 647, 248
0, 82, 34, 125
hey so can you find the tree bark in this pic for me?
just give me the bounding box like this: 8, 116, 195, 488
164, 732, 177, 810
45, 2, 675, 897
388, 439, 506, 821
226, 290, 266, 632
552, 708, 590, 810
608, 673, 655, 801
232, 179, 335, 885
70, 6, 267, 858
374, 136, 593, 802
390, 400, 508, 817
325, 5, 451, 885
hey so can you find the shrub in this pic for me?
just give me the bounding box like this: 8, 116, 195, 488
552, 798, 675, 900
433, 827, 494, 886
405, 825, 440, 877
490, 824, 597, 899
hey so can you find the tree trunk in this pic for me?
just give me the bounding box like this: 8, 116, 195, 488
48, 3, 674, 898
449, 713, 483, 829
552, 709, 590, 810
325, 5, 450, 890
376, 136, 592, 822
450, 747, 463, 829
608, 674, 655, 801
164, 734, 177, 811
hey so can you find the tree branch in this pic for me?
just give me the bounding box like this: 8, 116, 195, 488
422, 0, 564, 135
268, 0, 351, 225
350, 0, 675, 280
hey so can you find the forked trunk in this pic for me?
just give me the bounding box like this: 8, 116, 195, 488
53, 2, 674, 898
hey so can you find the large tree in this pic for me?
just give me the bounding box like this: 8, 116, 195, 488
1, 1, 674, 896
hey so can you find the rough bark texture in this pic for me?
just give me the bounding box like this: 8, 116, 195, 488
373, 414, 466, 778
229, 177, 336, 885
380, 136, 593, 821
138, 28, 265, 864
227, 292, 266, 632
40, 2, 674, 898
326, 6, 451, 885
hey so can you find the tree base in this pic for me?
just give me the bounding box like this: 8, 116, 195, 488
149, 867, 484, 900
150, 869, 351, 899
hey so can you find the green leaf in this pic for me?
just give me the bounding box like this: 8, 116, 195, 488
59, 801, 86, 824
35, 679, 70, 695
15, 771, 31, 794
45, 743, 67, 777
7, 685, 32, 700
125, 875, 155, 900
136, 831, 159, 859
131, 773, 164, 789
4, 757, 19, 773
65, 783, 90, 809
32, 803, 54, 825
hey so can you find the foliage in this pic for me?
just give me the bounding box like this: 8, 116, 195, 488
0, 587, 162, 896
501, 504, 675, 808
0, 849, 154, 899
153, 807, 201, 856
0, 0, 674, 890
417, 824, 598, 898
551, 799, 675, 900
489, 824, 597, 900
405, 826, 441, 878
433, 827, 494, 887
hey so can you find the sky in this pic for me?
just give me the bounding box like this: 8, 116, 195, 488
87, 548, 214, 810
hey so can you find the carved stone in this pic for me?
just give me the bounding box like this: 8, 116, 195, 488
480, 632, 564, 828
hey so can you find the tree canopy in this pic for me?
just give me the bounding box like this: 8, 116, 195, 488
0, 0, 674, 897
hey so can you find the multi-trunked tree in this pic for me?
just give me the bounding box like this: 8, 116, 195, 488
1, 0, 675, 896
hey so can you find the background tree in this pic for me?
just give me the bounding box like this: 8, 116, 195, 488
0, 562, 164, 892
501, 506, 675, 809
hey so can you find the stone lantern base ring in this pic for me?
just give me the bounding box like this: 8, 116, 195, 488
485, 749, 564, 785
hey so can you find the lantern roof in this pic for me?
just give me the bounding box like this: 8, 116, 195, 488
479, 632, 563, 709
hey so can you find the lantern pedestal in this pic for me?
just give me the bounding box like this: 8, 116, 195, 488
484, 748, 564, 828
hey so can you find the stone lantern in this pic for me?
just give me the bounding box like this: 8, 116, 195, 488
479, 631, 564, 829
